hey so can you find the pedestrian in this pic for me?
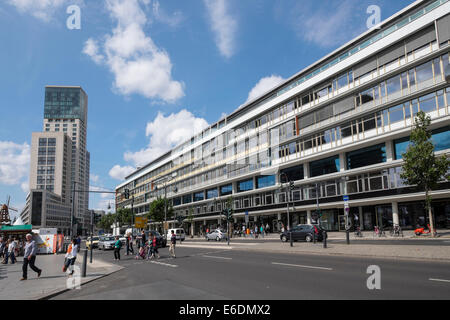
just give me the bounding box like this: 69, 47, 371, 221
0, 238, 5, 260
265, 223, 270, 234
21, 234, 42, 281
126, 232, 133, 255
169, 230, 176, 258
147, 234, 154, 260
63, 238, 78, 276
242, 225, 245, 237
113, 236, 122, 261
76, 235, 81, 247
260, 225, 264, 238
152, 234, 160, 259
7, 238, 17, 264
141, 230, 146, 247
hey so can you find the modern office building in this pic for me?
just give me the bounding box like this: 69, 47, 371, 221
22, 86, 91, 235
116, 0, 450, 234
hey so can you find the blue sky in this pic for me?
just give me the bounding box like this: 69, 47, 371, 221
0, 0, 414, 218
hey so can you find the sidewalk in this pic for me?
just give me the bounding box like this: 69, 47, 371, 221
189, 228, 450, 241
0, 252, 123, 300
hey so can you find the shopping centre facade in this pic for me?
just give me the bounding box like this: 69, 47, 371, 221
116, 0, 450, 234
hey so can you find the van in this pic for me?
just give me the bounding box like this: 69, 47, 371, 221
167, 228, 185, 241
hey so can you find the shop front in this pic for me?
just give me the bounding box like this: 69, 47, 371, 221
399, 200, 450, 229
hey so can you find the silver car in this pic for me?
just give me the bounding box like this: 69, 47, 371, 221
205, 229, 228, 241
98, 236, 117, 250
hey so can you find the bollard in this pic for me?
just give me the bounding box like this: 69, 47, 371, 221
81, 249, 88, 278
289, 232, 293, 247
313, 230, 316, 244
323, 231, 327, 248
346, 229, 350, 245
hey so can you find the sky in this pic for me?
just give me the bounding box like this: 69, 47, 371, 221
0, 0, 415, 218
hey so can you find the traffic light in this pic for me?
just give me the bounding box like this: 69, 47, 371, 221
94, 213, 102, 225
289, 181, 295, 191
315, 209, 322, 218
124, 189, 130, 199
176, 216, 185, 224
226, 209, 233, 222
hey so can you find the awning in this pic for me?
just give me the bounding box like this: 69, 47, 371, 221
0, 225, 33, 232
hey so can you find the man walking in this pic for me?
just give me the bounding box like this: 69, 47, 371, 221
169, 230, 176, 258
5, 238, 17, 264
21, 234, 42, 281
113, 236, 122, 261
0, 238, 5, 261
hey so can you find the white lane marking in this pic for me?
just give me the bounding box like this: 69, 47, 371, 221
150, 261, 178, 268
178, 244, 234, 249
202, 255, 232, 260
429, 278, 450, 283
271, 262, 333, 271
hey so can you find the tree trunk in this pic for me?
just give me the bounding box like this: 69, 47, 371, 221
426, 189, 436, 237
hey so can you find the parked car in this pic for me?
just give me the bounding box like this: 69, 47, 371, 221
144, 230, 167, 248
119, 235, 127, 246
280, 224, 324, 242
98, 236, 117, 250
166, 228, 185, 241
86, 236, 100, 249
205, 229, 228, 241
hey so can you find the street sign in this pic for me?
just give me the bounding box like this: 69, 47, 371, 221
343, 195, 350, 214
135, 217, 148, 228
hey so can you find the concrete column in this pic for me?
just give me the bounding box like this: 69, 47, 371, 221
254, 215, 258, 222
277, 213, 281, 220
234, 217, 237, 223
392, 201, 399, 226
303, 163, 310, 179
358, 206, 363, 230
339, 153, 346, 172
385, 140, 394, 162
307, 210, 312, 224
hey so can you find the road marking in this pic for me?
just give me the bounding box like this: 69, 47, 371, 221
150, 261, 178, 268
429, 278, 450, 283
178, 244, 234, 249
202, 255, 232, 260
271, 262, 333, 271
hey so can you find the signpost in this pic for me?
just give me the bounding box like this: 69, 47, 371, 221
135, 217, 148, 229
343, 195, 350, 244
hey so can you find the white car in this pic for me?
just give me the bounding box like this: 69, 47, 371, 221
166, 228, 185, 241
205, 229, 228, 241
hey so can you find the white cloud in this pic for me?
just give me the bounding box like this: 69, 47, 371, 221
95, 199, 115, 213
83, 0, 184, 103
109, 164, 135, 181
21, 181, 29, 193
292, 0, 361, 48
7, 0, 83, 22
90, 174, 100, 183
203, 0, 237, 58
152, 0, 183, 27
123, 109, 209, 167
0, 141, 30, 186
89, 185, 113, 198
246, 75, 286, 103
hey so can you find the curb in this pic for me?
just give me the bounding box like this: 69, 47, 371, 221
228, 246, 450, 263
37, 264, 124, 300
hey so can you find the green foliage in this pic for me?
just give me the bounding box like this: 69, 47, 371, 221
97, 214, 114, 231
401, 111, 450, 233
116, 208, 133, 226
401, 111, 450, 197
147, 197, 173, 224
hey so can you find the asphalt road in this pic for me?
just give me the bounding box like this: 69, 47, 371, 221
52, 245, 450, 300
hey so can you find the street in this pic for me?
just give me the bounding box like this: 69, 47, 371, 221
52, 244, 450, 300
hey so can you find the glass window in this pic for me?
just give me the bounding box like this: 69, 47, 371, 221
256, 175, 276, 189
431, 126, 450, 152
386, 75, 401, 95
360, 88, 374, 104
220, 184, 232, 196
237, 179, 253, 192
310, 156, 340, 177
337, 73, 348, 90
394, 137, 410, 160
280, 165, 304, 182
206, 188, 218, 199
389, 104, 404, 123
346, 143, 386, 169
194, 192, 204, 202
419, 92, 437, 113
415, 61, 433, 84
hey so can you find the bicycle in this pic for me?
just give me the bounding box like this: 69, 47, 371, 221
354, 226, 363, 238
373, 226, 386, 238
390, 224, 403, 237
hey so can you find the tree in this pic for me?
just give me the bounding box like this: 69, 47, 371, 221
116, 208, 133, 226
97, 214, 114, 232
401, 111, 450, 236
147, 197, 173, 233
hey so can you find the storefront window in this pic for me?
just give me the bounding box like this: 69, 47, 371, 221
346, 143, 386, 169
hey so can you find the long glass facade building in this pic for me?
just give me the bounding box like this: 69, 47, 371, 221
116, 0, 450, 233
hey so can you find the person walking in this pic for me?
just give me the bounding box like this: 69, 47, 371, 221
265, 223, 270, 235
151, 234, 159, 259
126, 232, 134, 255
169, 230, 176, 258
260, 225, 264, 238
21, 234, 42, 281
113, 236, 122, 261
63, 238, 78, 276
0, 238, 5, 261
147, 234, 154, 260
6, 238, 17, 264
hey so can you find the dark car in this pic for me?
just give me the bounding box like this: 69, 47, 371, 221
280, 224, 324, 242
144, 230, 167, 248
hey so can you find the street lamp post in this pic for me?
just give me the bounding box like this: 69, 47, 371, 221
280, 173, 293, 247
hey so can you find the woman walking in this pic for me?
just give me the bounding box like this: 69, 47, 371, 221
113, 236, 122, 261
63, 238, 78, 276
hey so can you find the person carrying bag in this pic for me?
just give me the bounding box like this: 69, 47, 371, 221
63, 238, 78, 276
